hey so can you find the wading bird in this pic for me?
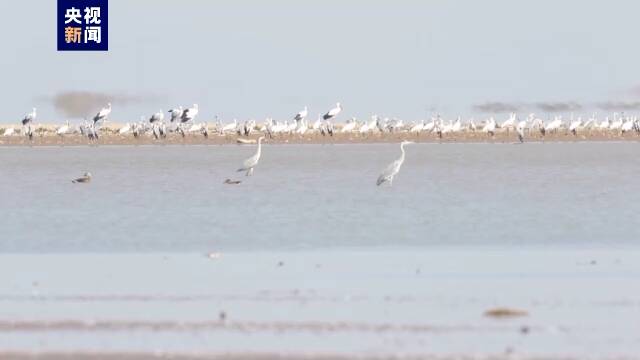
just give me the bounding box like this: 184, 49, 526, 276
376, 141, 413, 186
118, 123, 131, 135
149, 109, 164, 124
516, 120, 526, 143
483, 117, 496, 137
21, 108, 36, 141
72, 172, 92, 183
22, 108, 36, 126
181, 104, 199, 123
323, 102, 342, 121
168, 106, 183, 122
237, 136, 265, 176
93, 103, 111, 123
221, 119, 238, 133
56, 120, 70, 136
294, 106, 308, 122
569, 117, 582, 136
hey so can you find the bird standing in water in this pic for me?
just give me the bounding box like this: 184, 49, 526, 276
237, 136, 265, 176
72, 172, 92, 183
376, 141, 413, 186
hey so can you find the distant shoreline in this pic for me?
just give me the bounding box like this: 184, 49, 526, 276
1, 131, 639, 146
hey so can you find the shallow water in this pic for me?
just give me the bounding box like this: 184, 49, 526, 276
2, 143, 640, 358
1, 142, 639, 252
1, 250, 640, 358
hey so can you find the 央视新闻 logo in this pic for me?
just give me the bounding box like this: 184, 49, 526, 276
57, 0, 108, 51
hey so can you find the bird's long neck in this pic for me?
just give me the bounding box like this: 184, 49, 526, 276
399, 143, 406, 161
256, 138, 263, 155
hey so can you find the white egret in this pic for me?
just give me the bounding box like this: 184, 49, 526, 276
569, 118, 582, 136
222, 119, 238, 133
295, 119, 308, 135
598, 117, 610, 130
118, 123, 131, 135
483, 117, 496, 136
237, 136, 265, 176
468, 118, 477, 131
609, 113, 623, 130
441, 120, 454, 135
312, 114, 322, 131
376, 141, 414, 186
56, 120, 70, 136
501, 113, 516, 132
545, 116, 563, 133
451, 117, 462, 132
285, 120, 297, 133
341, 118, 357, 133
423, 118, 436, 132
621, 118, 634, 133
409, 120, 424, 133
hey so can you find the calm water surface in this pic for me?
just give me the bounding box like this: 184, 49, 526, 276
1, 143, 640, 357
1, 142, 639, 252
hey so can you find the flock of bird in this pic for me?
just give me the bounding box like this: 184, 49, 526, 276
12, 102, 640, 187
66, 132, 410, 187
6, 102, 640, 143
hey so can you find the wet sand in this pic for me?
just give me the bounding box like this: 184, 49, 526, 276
0, 129, 639, 146
1, 250, 639, 359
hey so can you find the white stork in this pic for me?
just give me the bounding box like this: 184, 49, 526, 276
22, 108, 36, 125
323, 103, 342, 121
180, 104, 199, 123
168, 106, 183, 122
93, 103, 112, 123
294, 106, 308, 122
149, 109, 164, 124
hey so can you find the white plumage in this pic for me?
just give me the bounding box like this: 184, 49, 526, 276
222, 119, 238, 133
294, 106, 308, 121
516, 120, 526, 143
237, 136, 265, 176
483, 117, 496, 135
323, 103, 342, 120
501, 113, 516, 129
56, 121, 70, 136
376, 141, 413, 186
93, 103, 111, 123
22, 108, 36, 125
149, 109, 164, 123
168, 106, 183, 122
569, 118, 582, 135
119, 123, 131, 135
341, 118, 357, 133
181, 104, 199, 123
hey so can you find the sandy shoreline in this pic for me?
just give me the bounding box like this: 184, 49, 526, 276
0, 351, 606, 360
1, 131, 639, 146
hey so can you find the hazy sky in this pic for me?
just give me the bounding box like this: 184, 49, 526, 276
2, 0, 640, 123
